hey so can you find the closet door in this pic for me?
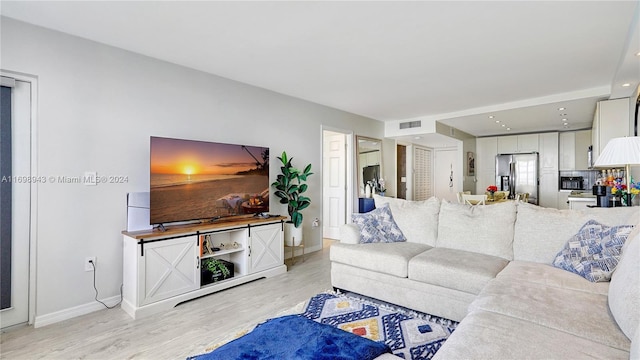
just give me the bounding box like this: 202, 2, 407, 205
413, 146, 432, 201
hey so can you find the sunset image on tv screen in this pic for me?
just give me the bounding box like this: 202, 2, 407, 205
150, 137, 269, 224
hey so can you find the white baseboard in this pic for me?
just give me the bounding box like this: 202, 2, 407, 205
33, 295, 122, 328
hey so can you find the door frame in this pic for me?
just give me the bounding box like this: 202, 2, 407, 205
320, 126, 353, 243
1, 71, 38, 327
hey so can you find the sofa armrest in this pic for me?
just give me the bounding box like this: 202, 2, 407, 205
339, 223, 360, 244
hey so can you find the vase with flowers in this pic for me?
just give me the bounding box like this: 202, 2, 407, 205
486, 185, 498, 201
611, 177, 640, 206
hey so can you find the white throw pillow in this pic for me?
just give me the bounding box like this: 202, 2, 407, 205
373, 195, 440, 246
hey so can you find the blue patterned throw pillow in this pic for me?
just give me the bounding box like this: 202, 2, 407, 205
552, 220, 634, 282
351, 204, 406, 244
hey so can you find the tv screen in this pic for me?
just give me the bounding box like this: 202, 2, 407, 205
150, 136, 269, 225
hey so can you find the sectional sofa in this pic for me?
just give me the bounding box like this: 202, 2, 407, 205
330, 195, 639, 359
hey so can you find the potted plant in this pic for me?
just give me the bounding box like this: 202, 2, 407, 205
271, 151, 313, 246
201, 258, 234, 285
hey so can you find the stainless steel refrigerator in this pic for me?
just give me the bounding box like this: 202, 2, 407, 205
495, 153, 539, 204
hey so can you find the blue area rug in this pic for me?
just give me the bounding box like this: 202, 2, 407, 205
300, 293, 457, 360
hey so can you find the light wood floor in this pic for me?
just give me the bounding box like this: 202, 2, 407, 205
0, 241, 336, 359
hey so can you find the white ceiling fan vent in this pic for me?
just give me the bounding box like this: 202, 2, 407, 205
399, 120, 422, 129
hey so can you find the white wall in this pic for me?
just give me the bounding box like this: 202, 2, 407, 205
1, 17, 385, 322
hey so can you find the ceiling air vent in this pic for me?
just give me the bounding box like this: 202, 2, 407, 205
399, 120, 422, 129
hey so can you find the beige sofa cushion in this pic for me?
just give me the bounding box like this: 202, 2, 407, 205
471, 278, 630, 350
513, 203, 639, 263
433, 310, 629, 360
330, 242, 431, 278
436, 200, 516, 260
408, 247, 508, 294
608, 225, 640, 340
497, 261, 609, 295
373, 195, 440, 246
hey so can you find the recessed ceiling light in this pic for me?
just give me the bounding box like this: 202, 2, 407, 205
501, 124, 506, 127
562, 118, 568, 121
563, 123, 568, 126
506, 128, 511, 131
560, 113, 567, 116
495, 120, 500, 123
558, 107, 565, 111
622, 83, 631, 87
488, 115, 494, 119
636, 51, 640, 57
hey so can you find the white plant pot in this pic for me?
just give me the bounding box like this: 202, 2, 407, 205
284, 222, 303, 247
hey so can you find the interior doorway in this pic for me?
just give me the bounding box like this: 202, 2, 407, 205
396, 144, 407, 199
321, 128, 352, 241
0, 74, 35, 328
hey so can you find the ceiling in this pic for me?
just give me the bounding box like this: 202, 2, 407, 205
2, 1, 639, 141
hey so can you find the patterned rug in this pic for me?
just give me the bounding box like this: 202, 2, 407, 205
300, 293, 457, 360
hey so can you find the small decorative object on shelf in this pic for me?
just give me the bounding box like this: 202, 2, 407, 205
486, 185, 498, 201
201, 258, 234, 286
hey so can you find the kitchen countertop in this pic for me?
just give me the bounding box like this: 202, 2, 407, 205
567, 191, 596, 201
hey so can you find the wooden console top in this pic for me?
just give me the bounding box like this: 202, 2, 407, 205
122, 215, 287, 239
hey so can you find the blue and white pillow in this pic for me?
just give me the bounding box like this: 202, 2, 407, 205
552, 220, 634, 282
351, 204, 406, 244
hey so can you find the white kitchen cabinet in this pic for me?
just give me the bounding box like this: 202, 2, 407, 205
559, 130, 593, 170
538, 132, 559, 208
497, 136, 518, 154
476, 136, 498, 194
574, 130, 592, 169
359, 152, 380, 167
559, 132, 575, 170
592, 98, 630, 161
569, 197, 597, 210
557, 192, 570, 210
497, 134, 539, 154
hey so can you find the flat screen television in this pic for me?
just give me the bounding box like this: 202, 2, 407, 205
150, 136, 269, 225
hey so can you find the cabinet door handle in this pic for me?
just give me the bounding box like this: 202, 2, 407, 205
196, 256, 200, 269
248, 245, 251, 257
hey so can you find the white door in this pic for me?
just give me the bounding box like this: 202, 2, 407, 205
0, 78, 31, 328
249, 223, 283, 273
413, 146, 432, 201
434, 149, 460, 203
322, 131, 346, 240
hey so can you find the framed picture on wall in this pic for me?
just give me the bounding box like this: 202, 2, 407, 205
467, 152, 475, 176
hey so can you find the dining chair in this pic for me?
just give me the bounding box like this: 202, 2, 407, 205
456, 191, 471, 204
462, 194, 487, 206
516, 193, 530, 202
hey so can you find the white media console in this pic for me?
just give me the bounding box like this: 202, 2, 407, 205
121, 216, 287, 319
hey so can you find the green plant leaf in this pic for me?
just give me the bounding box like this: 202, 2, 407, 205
303, 164, 312, 174
298, 184, 308, 193
297, 201, 310, 211
280, 151, 288, 165
292, 212, 302, 228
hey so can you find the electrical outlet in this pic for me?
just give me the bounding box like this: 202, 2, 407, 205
85, 256, 96, 272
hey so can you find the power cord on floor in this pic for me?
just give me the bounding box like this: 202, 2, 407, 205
89, 260, 123, 309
